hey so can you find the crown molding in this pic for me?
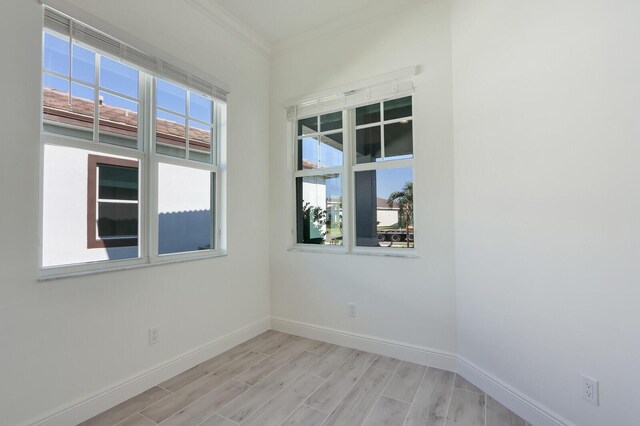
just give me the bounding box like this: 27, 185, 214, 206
271, 0, 421, 57
184, 0, 271, 59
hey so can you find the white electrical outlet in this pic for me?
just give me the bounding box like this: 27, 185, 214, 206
149, 326, 159, 345
582, 375, 599, 405
348, 303, 357, 318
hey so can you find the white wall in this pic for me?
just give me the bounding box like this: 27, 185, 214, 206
269, 0, 456, 356
0, 1, 270, 424
452, 1, 640, 425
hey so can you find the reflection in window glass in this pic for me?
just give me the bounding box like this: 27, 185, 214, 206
296, 174, 342, 245
319, 133, 343, 168
385, 121, 413, 160
355, 167, 413, 248
190, 92, 213, 124
43, 32, 69, 75
298, 116, 318, 136
156, 110, 186, 158
384, 96, 412, 120
158, 163, 213, 254
72, 44, 95, 84
356, 103, 380, 126
320, 112, 342, 132
356, 126, 381, 164
99, 91, 138, 147
156, 79, 186, 115
188, 120, 213, 163
100, 56, 138, 98
298, 137, 319, 169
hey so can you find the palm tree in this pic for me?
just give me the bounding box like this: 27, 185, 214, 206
387, 182, 413, 246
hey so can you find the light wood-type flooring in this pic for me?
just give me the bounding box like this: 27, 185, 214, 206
79, 330, 531, 426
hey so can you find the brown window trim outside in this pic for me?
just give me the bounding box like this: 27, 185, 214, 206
87, 154, 139, 249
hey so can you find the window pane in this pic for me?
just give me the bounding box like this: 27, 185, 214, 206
298, 116, 318, 136
158, 163, 214, 254
97, 202, 138, 239
355, 103, 380, 126
356, 126, 381, 164
43, 75, 94, 139
98, 164, 138, 200
320, 112, 342, 132
190, 92, 212, 123
100, 56, 138, 98
355, 167, 414, 248
298, 136, 319, 170
384, 96, 412, 120
157, 79, 186, 115
42, 145, 140, 267
319, 133, 343, 168
156, 110, 186, 158
296, 174, 342, 245
188, 120, 213, 163
43, 32, 69, 75
385, 121, 413, 160
72, 43, 95, 84
99, 91, 138, 147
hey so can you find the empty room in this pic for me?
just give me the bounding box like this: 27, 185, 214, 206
1, 0, 638, 425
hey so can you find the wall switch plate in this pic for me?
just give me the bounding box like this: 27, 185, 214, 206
149, 326, 159, 345
348, 303, 357, 318
582, 375, 599, 405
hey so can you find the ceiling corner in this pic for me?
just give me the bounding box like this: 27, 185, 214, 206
184, 0, 272, 59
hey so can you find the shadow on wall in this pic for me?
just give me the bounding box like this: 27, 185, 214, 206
158, 209, 212, 255
102, 210, 212, 260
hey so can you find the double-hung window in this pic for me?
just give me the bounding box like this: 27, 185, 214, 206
292, 90, 415, 253
40, 8, 227, 276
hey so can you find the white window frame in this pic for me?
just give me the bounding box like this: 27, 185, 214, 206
39, 23, 227, 280
290, 96, 417, 257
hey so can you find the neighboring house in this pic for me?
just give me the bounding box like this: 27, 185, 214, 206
42, 88, 212, 266
376, 197, 399, 227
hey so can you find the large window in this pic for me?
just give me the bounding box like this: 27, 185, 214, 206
40, 9, 226, 275
293, 96, 415, 251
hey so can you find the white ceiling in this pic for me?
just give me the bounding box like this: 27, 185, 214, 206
214, 0, 389, 44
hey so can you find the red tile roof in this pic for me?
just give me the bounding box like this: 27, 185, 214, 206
43, 88, 211, 151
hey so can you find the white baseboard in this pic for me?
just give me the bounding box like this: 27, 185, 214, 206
457, 356, 575, 426
26, 317, 270, 426
270, 316, 457, 371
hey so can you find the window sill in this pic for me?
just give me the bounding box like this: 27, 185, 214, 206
288, 245, 418, 258
38, 250, 228, 281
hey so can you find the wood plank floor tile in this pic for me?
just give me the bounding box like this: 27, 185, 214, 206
198, 414, 237, 426
362, 396, 409, 426
371, 355, 401, 372
454, 374, 484, 394
446, 388, 485, 426
404, 368, 454, 426
307, 341, 335, 356
218, 351, 321, 423
158, 379, 249, 426
281, 405, 328, 426
383, 361, 426, 403
79, 386, 171, 426
141, 351, 266, 423
306, 346, 355, 379
242, 373, 325, 426
324, 365, 393, 426
160, 331, 280, 392
254, 333, 299, 355
486, 396, 527, 426
305, 350, 377, 413
113, 414, 156, 426
235, 337, 317, 386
